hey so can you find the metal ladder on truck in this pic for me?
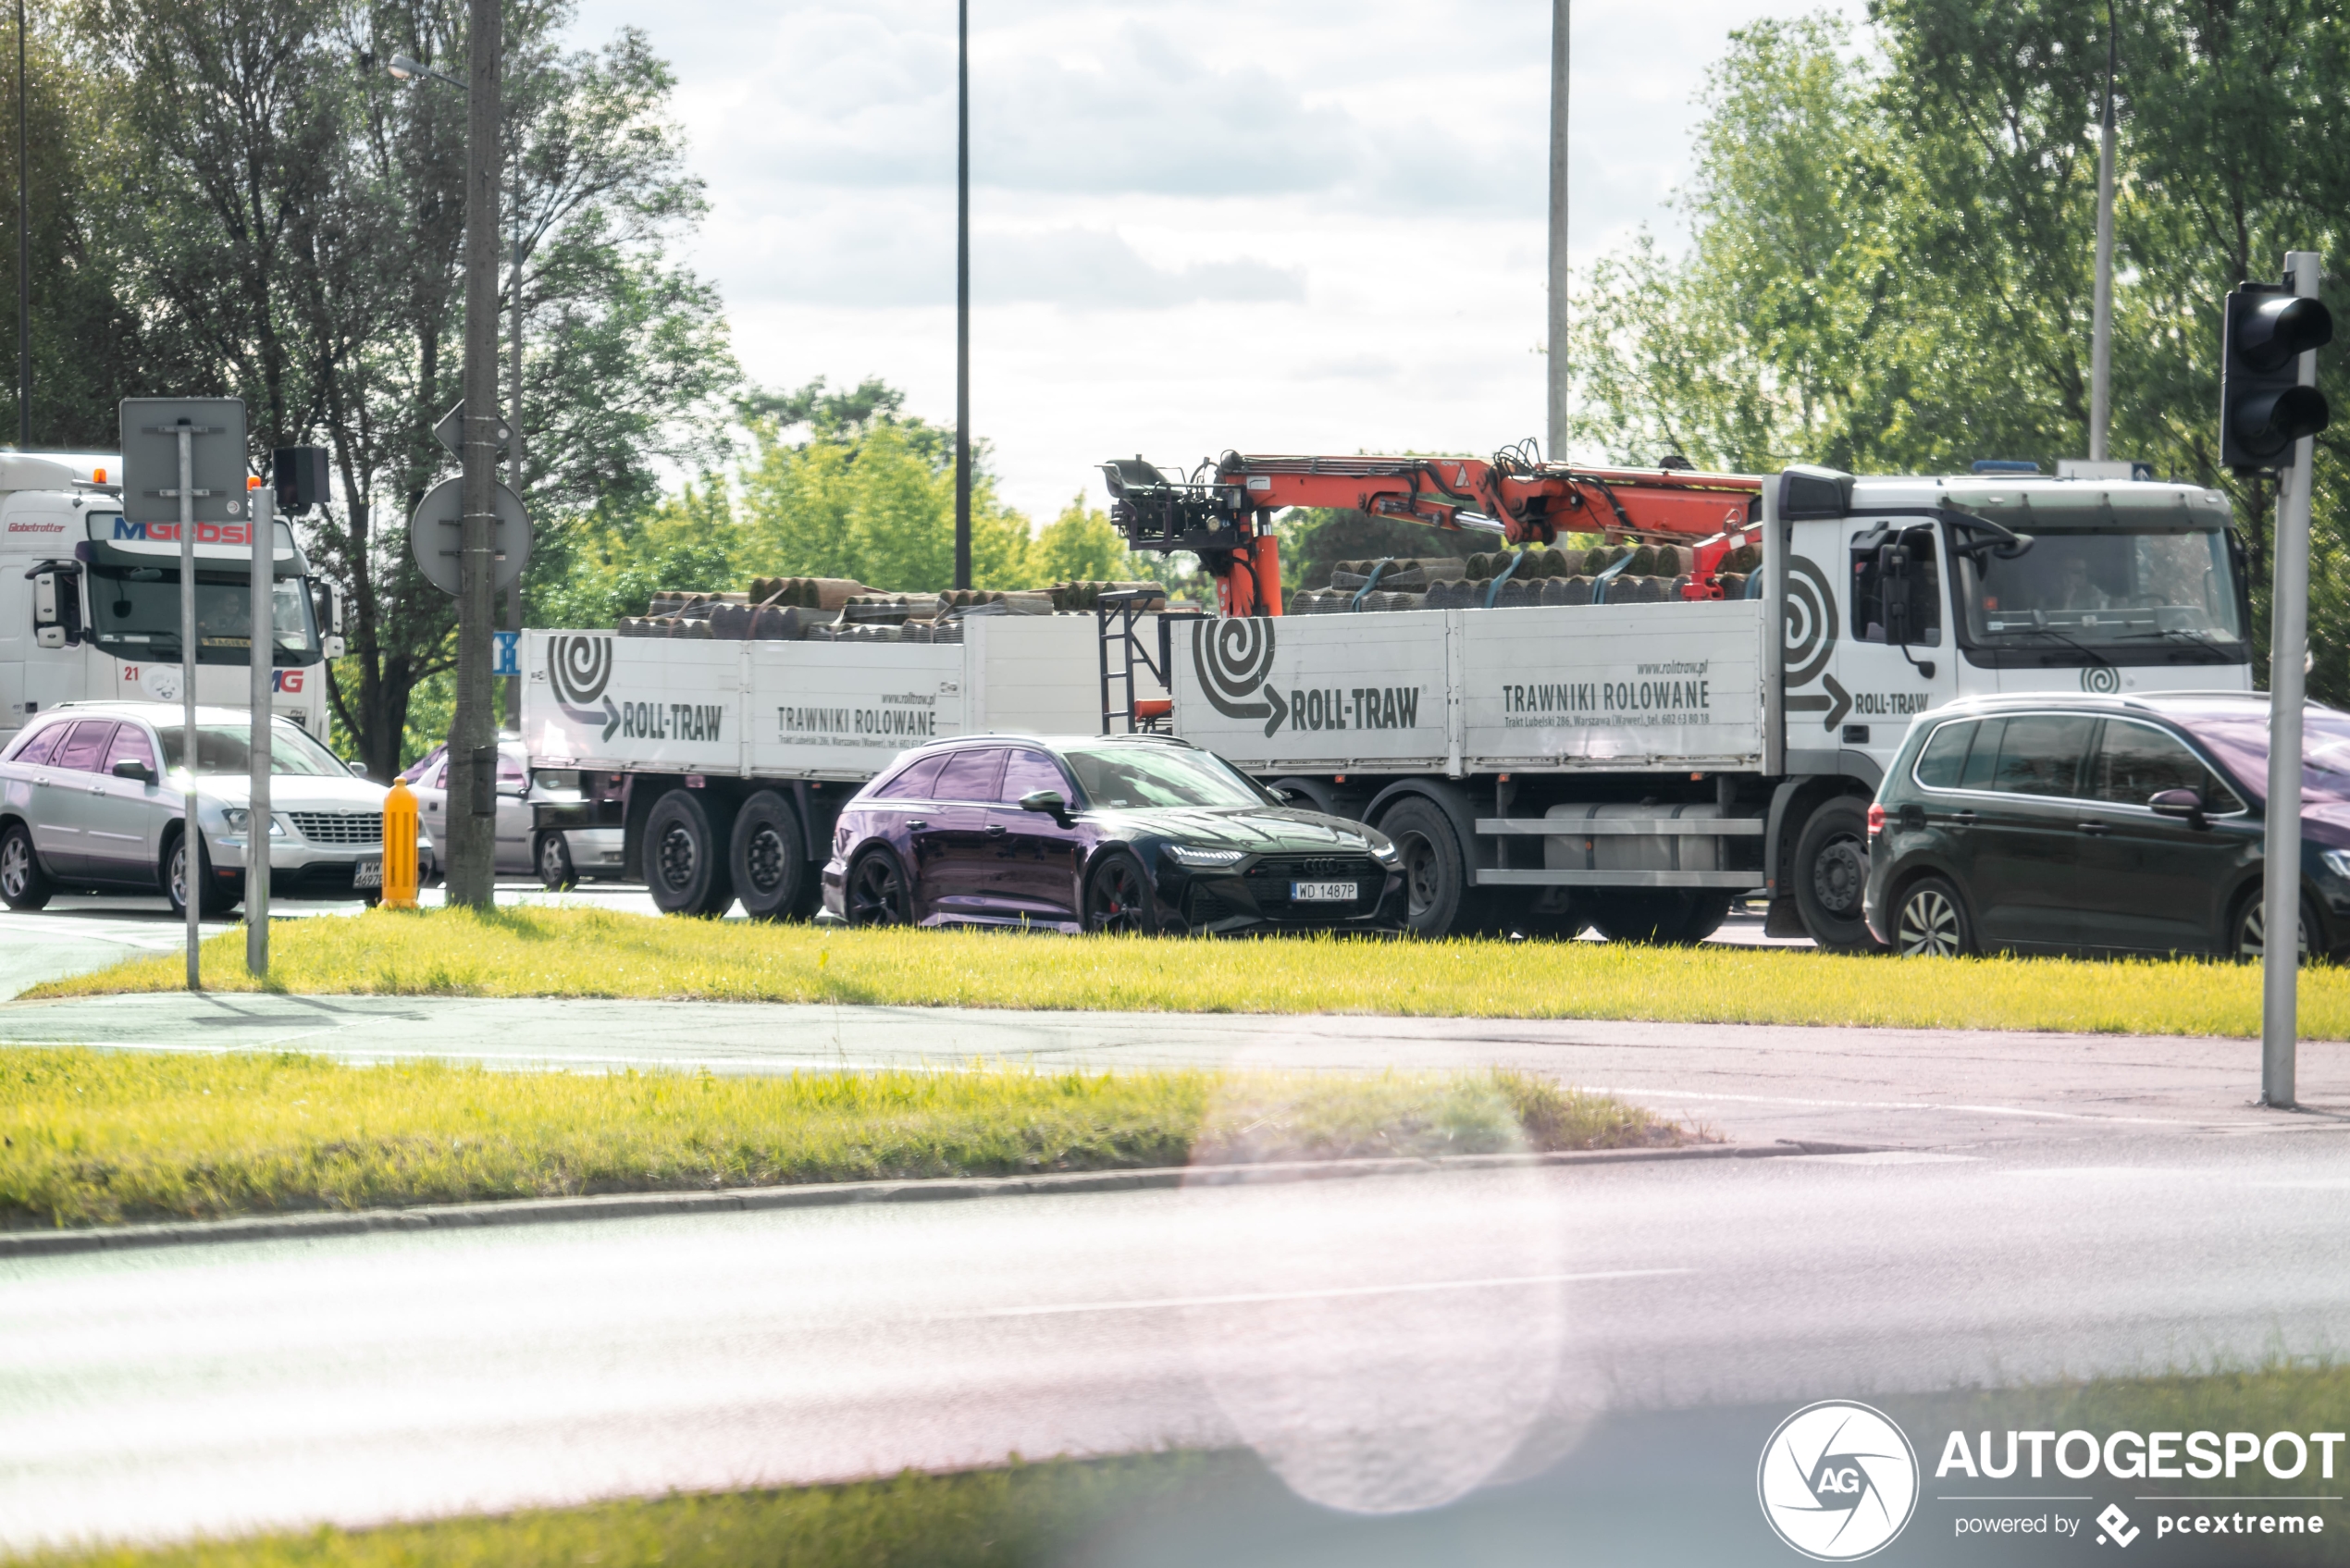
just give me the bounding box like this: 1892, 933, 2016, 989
1095, 590, 1199, 735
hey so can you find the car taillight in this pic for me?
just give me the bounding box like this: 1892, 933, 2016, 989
1866, 802, 1886, 839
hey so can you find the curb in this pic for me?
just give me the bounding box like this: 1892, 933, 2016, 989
0, 1138, 1882, 1260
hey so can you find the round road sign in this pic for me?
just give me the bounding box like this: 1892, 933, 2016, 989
407, 478, 532, 596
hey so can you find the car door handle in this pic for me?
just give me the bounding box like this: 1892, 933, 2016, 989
1953, 810, 1977, 825
2077, 821, 2110, 836
905, 820, 928, 831
985, 823, 1008, 837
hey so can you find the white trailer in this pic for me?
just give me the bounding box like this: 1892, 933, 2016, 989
519, 614, 1134, 916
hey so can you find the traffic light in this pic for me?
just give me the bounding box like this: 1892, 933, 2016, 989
272, 445, 332, 514
2220, 282, 2332, 472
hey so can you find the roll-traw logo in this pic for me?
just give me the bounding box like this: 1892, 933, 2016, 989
1191, 617, 1288, 737
549, 635, 620, 740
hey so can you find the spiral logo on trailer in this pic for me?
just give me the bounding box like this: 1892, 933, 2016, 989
1191, 618, 1291, 737
2080, 665, 2121, 694
1757, 1401, 1919, 1561
1781, 556, 1852, 732
549, 634, 621, 740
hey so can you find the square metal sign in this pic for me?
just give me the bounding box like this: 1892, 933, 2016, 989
118, 398, 251, 525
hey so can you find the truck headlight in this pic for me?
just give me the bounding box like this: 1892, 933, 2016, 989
1164, 844, 1243, 869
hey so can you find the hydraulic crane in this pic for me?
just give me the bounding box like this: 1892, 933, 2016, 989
1100, 446, 1764, 616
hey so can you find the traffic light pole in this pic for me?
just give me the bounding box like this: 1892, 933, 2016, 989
2260, 249, 2322, 1109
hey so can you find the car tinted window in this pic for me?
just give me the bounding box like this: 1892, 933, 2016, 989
2090, 720, 2243, 811
104, 724, 156, 774
870, 755, 946, 800
1913, 721, 1975, 789
996, 749, 1069, 804
498, 748, 527, 788
1957, 718, 2005, 790
7, 722, 63, 765
159, 723, 351, 776
1986, 714, 2094, 798
56, 720, 117, 773
931, 748, 1004, 801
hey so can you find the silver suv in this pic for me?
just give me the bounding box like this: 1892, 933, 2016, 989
0, 700, 415, 915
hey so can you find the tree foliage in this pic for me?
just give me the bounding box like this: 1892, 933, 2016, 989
1570, 1, 2350, 698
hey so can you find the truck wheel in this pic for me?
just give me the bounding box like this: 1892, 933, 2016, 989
1379, 797, 1482, 938
1792, 796, 1882, 953
1589, 891, 1729, 945
730, 791, 810, 920
0, 822, 52, 910
536, 833, 577, 891
644, 790, 736, 917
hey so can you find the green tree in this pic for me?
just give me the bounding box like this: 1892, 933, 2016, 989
1029, 495, 1129, 582
1571, 2, 2350, 700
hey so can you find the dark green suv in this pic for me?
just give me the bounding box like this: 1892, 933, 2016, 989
1863, 692, 2350, 960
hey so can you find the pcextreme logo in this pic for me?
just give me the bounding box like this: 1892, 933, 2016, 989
1759, 1401, 1921, 1561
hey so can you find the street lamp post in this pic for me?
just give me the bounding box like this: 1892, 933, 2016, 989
953, 0, 970, 592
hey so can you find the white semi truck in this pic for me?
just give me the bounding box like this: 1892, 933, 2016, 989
520, 462, 2255, 945
0, 452, 343, 750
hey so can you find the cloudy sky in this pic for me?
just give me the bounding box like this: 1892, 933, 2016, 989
564, 0, 1866, 525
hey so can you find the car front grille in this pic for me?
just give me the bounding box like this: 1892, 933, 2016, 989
290, 810, 383, 846
1243, 855, 1383, 913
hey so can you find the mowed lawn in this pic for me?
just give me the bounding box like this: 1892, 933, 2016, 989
19, 905, 2347, 1039
0, 1048, 1664, 1228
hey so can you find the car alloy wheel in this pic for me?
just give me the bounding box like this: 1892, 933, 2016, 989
538, 833, 575, 891
1085, 853, 1152, 934
1896, 881, 1966, 957
0, 833, 31, 900
847, 852, 908, 926
167, 837, 190, 912
2235, 896, 2313, 965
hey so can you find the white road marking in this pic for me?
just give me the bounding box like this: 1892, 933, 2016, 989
971, 1266, 1694, 1318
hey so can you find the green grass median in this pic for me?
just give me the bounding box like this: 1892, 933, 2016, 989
20, 905, 2350, 1038
0, 1047, 1668, 1229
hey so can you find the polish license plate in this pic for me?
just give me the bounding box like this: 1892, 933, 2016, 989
1291, 881, 1357, 903
352, 859, 383, 890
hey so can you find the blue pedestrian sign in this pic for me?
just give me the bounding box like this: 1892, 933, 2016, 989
494, 631, 519, 677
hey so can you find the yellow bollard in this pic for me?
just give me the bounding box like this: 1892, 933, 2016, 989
380, 778, 420, 910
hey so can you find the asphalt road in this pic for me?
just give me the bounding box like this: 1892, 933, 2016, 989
7, 894, 2347, 1558
5, 1137, 2348, 1555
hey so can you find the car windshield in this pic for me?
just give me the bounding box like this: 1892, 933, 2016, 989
159, 722, 352, 777
1944, 493, 2244, 654
2189, 710, 2350, 804
1061, 744, 1268, 809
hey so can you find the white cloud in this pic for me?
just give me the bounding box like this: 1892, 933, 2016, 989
565, 0, 1870, 523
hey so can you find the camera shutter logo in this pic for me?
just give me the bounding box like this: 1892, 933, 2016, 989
1757, 1401, 1919, 1561
1190, 618, 1290, 737
549, 635, 621, 740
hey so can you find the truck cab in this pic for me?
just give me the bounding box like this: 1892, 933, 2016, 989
1782, 472, 2251, 787
0, 452, 342, 751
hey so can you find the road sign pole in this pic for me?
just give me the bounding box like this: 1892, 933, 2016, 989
246, 484, 272, 978
2260, 249, 2322, 1109
176, 426, 201, 986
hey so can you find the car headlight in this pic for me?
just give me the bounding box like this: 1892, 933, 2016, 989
220, 809, 287, 836
1369, 839, 1400, 866
1164, 844, 1244, 869
2322, 849, 2350, 882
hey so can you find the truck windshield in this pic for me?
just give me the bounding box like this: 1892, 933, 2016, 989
159, 722, 350, 777
1943, 492, 2244, 664
88, 566, 321, 666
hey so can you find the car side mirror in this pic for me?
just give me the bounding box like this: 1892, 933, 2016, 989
1020, 788, 1071, 824
111, 758, 156, 784
2148, 787, 2208, 829
346, 758, 371, 778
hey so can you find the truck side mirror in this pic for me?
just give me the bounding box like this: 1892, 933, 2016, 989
1876, 544, 1911, 644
